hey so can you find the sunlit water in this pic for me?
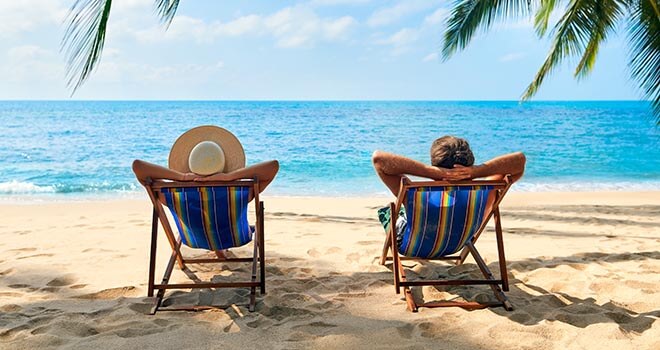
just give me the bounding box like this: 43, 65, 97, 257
0, 100, 658, 199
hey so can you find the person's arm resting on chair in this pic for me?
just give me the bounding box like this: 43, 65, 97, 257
132, 159, 279, 194
372, 151, 526, 196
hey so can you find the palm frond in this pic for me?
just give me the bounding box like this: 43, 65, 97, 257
628, 0, 660, 123
442, 0, 532, 60
534, 0, 559, 35
154, 0, 180, 27
522, 0, 601, 100
62, 0, 113, 92
574, 0, 627, 78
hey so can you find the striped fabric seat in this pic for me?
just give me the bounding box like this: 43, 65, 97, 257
399, 185, 495, 258
161, 186, 253, 250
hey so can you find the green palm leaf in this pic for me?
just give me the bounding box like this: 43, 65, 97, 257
62, 0, 113, 91
62, 0, 181, 92
628, 0, 660, 121
155, 0, 180, 27
534, 0, 559, 35
573, 0, 627, 79
521, 0, 627, 99
442, 0, 533, 60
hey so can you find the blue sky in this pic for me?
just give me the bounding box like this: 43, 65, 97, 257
0, 0, 642, 100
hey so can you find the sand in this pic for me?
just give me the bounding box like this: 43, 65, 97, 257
0, 192, 658, 349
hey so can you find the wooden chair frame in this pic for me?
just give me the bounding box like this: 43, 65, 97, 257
143, 178, 266, 313
380, 176, 514, 312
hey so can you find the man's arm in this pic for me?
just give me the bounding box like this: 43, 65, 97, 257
195, 160, 280, 193
372, 151, 449, 196
132, 159, 195, 184
443, 152, 526, 183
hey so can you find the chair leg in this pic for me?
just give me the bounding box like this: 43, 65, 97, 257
259, 201, 266, 295
147, 208, 158, 298
380, 233, 391, 266
493, 208, 509, 291
249, 287, 256, 312
404, 287, 418, 312
466, 243, 513, 311
389, 204, 401, 294
150, 247, 179, 315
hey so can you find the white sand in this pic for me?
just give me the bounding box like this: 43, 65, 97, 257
0, 192, 658, 349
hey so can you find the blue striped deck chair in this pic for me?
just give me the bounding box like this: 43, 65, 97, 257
142, 178, 265, 313
379, 176, 513, 312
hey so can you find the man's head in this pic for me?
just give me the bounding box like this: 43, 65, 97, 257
430, 136, 475, 169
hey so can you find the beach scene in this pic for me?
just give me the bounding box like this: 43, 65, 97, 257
1, 1, 659, 349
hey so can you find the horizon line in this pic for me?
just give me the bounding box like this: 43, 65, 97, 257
0, 99, 650, 103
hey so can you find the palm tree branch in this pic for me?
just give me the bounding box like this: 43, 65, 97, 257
628, 0, 660, 122
534, 0, 559, 36
154, 0, 180, 27
62, 0, 113, 92
574, 0, 627, 79
522, 0, 600, 100
442, 0, 532, 60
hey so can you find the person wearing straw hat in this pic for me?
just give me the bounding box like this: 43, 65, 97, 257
132, 125, 279, 199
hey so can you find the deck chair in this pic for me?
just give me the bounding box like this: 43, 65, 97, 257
379, 176, 513, 312
141, 178, 265, 313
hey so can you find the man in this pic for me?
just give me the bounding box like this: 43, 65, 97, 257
372, 135, 525, 197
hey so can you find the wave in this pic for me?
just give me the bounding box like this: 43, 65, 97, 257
0, 181, 138, 195
1, 179, 659, 198
513, 180, 660, 192
0, 181, 56, 194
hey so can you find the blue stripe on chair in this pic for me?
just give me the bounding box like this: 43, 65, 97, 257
399, 185, 495, 258
161, 186, 253, 250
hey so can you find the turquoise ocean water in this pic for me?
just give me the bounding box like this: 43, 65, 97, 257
0, 101, 658, 199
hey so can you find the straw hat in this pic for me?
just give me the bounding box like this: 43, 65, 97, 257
168, 125, 246, 175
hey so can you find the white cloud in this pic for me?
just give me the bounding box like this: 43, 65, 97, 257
91, 60, 225, 84
134, 6, 356, 48
499, 52, 526, 62
310, 0, 372, 6
0, 0, 67, 38
376, 28, 420, 55
367, 0, 438, 27
323, 16, 357, 40
423, 8, 448, 26
7, 45, 52, 61
215, 15, 262, 36
422, 52, 438, 62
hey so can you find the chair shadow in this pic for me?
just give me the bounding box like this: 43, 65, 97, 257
385, 250, 660, 334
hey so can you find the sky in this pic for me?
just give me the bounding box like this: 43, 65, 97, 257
0, 0, 644, 100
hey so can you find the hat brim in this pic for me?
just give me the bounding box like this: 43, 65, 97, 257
169, 125, 246, 173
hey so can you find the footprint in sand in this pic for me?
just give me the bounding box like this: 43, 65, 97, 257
307, 249, 321, 258
346, 252, 360, 263
326, 247, 342, 254
246, 315, 275, 329
46, 275, 77, 287
291, 321, 338, 336
395, 324, 415, 339
0, 268, 15, 276
31, 321, 99, 338
75, 286, 137, 300
0, 304, 22, 312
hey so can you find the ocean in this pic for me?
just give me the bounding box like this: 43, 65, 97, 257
0, 101, 658, 199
